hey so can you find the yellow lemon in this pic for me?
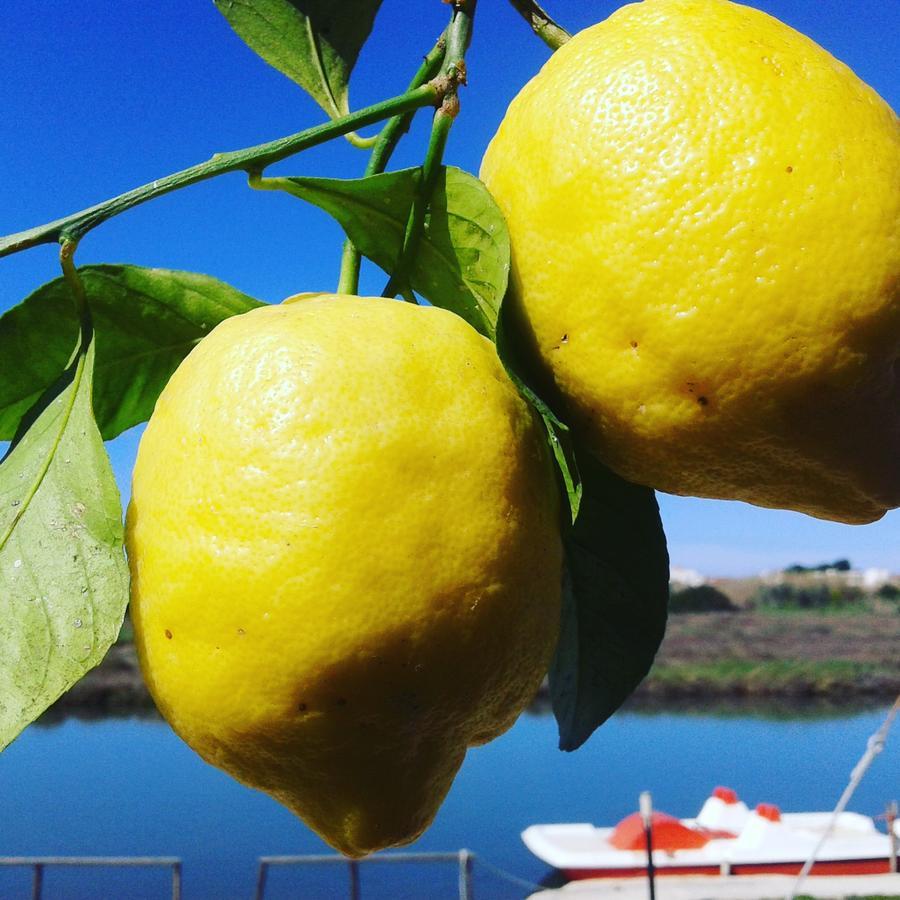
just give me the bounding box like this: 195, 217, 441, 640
126, 294, 562, 857
481, 0, 900, 523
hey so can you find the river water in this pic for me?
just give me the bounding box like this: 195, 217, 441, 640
1, 702, 897, 899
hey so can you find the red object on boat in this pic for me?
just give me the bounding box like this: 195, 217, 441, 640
713, 786, 739, 804
522, 787, 900, 880
755, 803, 782, 822
610, 812, 710, 851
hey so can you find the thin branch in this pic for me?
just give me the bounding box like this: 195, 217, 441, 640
59, 241, 89, 324
382, 0, 477, 300
344, 131, 379, 150
507, 0, 571, 51
337, 31, 448, 295
381, 106, 455, 301
0, 84, 443, 259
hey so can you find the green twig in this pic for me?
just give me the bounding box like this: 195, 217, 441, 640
336, 239, 365, 297
337, 32, 448, 295
59, 241, 89, 324
344, 131, 379, 150
442, 0, 477, 80
381, 107, 455, 301
0, 84, 443, 259
382, 0, 477, 300
507, 0, 571, 51
59, 241, 96, 370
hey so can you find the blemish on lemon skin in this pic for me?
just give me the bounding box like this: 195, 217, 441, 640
786, 165, 794, 173
237, 628, 246, 636
165, 629, 173, 640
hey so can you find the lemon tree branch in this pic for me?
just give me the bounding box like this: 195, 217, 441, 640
382, 0, 476, 300
0, 85, 443, 259
337, 32, 449, 295
507, 0, 571, 51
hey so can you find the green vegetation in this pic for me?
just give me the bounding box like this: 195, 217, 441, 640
646, 659, 888, 697
749, 582, 867, 612
669, 584, 737, 613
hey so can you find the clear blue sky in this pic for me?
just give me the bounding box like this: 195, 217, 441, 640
1, 0, 898, 576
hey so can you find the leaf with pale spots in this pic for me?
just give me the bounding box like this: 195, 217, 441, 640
0, 327, 129, 750
0, 265, 264, 441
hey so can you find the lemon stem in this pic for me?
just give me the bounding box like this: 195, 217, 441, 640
507, 0, 571, 51
0, 85, 444, 258
381, 0, 476, 301
343, 131, 380, 150
337, 32, 449, 296
381, 108, 454, 302
59, 241, 89, 327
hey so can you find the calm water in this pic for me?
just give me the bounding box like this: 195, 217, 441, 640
1, 703, 898, 899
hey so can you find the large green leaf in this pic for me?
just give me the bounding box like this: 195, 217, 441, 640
0, 328, 129, 749
269, 167, 509, 338
214, 0, 383, 119
550, 452, 669, 751
0, 265, 264, 441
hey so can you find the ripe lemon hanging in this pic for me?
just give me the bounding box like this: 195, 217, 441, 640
481, 0, 900, 523
126, 294, 562, 857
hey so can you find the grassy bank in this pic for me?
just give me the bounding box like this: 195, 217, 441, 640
642, 570, 900, 700
643, 657, 899, 698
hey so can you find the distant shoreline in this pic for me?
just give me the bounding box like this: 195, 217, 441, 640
43, 604, 900, 723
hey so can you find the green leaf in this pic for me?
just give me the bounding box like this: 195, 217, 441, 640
0, 265, 264, 441
0, 327, 130, 750
550, 451, 669, 751
268, 167, 510, 338
495, 301, 581, 522
214, 0, 383, 119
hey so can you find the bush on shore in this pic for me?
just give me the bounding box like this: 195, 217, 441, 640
669, 584, 737, 613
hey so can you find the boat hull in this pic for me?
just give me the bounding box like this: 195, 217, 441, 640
564, 857, 894, 880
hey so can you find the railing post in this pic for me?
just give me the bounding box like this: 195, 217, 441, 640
888, 800, 898, 874
31, 863, 43, 900
640, 791, 657, 900
458, 849, 473, 900
348, 858, 360, 900
172, 859, 182, 900
254, 860, 269, 900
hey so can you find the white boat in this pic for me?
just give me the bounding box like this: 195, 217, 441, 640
522, 787, 900, 879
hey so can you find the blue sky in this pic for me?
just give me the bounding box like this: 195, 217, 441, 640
1, 0, 898, 576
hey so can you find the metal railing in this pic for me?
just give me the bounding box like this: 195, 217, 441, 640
254, 850, 474, 900
0, 856, 182, 900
